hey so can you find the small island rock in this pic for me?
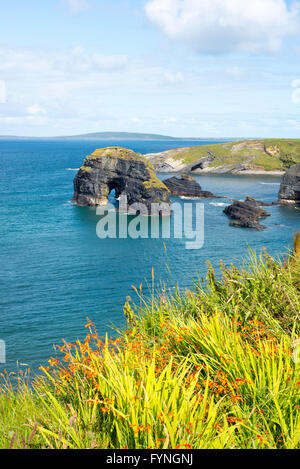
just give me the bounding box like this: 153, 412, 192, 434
72, 147, 171, 214
163, 174, 220, 198
224, 198, 271, 231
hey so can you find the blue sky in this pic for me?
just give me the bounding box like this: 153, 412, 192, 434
0, 0, 300, 137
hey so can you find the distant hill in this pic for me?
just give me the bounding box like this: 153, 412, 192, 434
0, 131, 235, 141
56, 132, 180, 140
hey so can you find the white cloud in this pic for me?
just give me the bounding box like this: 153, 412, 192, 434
162, 70, 183, 84
287, 119, 300, 129
145, 0, 300, 54
292, 78, 300, 103
225, 66, 244, 79
92, 53, 128, 71
27, 104, 47, 115
130, 117, 142, 124
0, 44, 192, 135
0, 46, 128, 76
64, 0, 90, 14
163, 117, 178, 124
0, 80, 6, 103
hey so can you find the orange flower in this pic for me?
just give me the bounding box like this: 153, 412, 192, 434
85, 321, 94, 328
101, 407, 110, 413
174, 444, 192, 449
227, 416, 243, 424
256, 434, 268, 445
232, 394, 243, 403
87, 398, 100, 405
48, 357, 59, 366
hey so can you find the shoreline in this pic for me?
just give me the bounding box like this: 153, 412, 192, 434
146, 150, 285, 177
159, 169, 285, 177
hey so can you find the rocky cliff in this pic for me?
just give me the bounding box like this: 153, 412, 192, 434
146, 139, 300, 175
224, 198, 271, 231
163, 174, 220, 198
72, 147, 171, 214
278, 164, 300, 205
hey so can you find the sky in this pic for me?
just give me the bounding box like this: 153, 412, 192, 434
0, 0, 300, 138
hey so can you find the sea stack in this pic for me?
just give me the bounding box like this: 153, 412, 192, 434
224, 198, 271, 231
163, 174, 220, 198
278, 164, 300, 205
72, 147, 171, 214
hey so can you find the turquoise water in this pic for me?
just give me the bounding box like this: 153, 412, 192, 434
0, 139, 299, 374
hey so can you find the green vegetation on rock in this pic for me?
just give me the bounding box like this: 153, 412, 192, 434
168, 139, 300, 171
85, 147, 169, 190
79, 166, 92, 173
73, 147, 171, 208
86, 147, 142, 161
143, 170, 170, 191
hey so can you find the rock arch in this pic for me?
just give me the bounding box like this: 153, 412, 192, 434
72, 147, 171, 214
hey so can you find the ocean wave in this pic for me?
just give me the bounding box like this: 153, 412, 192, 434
260, 182, 280, 186
67, 168, 79, 171
179, 196, 202, 200
209, 202, 229, 207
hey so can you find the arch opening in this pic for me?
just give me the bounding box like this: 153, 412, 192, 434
106, 178, 126, 207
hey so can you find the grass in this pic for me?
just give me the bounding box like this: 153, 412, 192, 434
0, 241, 299, 449
167, 139, 300, 171
79, 166, 92, 173
143, 175, 170, 191
86, 147, 137, 160
81, 147, 169, 192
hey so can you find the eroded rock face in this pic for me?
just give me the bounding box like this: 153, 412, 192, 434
183, 152, 216, 173
224, 198, 271, 231
72, 147, 171, 213
244, 196, 272, 207
278, 164, 300, 205
163, 174, 220, 198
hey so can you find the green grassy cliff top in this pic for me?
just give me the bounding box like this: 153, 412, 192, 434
86, 147, 141, 160
167, 139, 300, 171
82, 147, 169, 191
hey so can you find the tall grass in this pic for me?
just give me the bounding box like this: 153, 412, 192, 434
0, 247, 299, 449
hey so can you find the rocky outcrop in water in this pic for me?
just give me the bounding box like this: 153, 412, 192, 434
72, 147, 171, 214
163, 174, 220, 198
278, 164, 300, 205
224, 198, 271, 231
244, 196, 272, 207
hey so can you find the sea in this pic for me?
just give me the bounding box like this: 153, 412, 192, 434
0, 139, 299, 374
